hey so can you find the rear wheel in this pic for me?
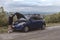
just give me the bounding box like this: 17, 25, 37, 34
23, 26, 29, 32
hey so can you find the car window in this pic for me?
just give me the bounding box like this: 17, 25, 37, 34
30, 16, 43, 21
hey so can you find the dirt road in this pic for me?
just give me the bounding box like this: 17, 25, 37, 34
0, 26, 60, 40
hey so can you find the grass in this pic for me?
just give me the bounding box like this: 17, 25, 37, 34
0, 26, 8, 33
46, 23, 60, 27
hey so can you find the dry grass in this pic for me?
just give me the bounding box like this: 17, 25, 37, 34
46, 23, 60, 27
0, 27, 8, 33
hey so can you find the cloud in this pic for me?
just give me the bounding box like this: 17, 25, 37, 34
0, 0, 60, 12
13, 0, 24, 1
41, 0, 47, 1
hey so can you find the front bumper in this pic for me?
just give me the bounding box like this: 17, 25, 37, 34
12, 25, 24, 30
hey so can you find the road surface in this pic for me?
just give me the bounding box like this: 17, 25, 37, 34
0, 26, 60, 40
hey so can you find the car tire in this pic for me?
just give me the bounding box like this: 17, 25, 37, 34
23, 26, 29, 32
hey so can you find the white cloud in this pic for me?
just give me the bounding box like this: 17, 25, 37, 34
38, 3, 53, 6
0, 0, 60, 12
13, 0, 24, 1
41, 0, 46, 1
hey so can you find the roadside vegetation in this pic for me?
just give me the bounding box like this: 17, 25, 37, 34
0, 12, 8, 27
45, 12, 60, 23
45, 12, 60, 27
0, 7, 8, 33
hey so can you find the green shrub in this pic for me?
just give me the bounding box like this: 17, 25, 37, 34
45, 12, 60, 23
0, 12, 8, 26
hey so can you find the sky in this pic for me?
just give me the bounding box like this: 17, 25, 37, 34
0, 0, 60, 12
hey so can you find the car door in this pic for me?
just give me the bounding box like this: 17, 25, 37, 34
29, 20, 40, 28
32, 20, 43, 28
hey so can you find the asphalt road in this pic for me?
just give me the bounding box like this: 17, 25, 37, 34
0, 26, 60, 40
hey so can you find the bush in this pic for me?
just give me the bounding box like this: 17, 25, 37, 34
0, 12, 8, 26
45, 12, 60, 23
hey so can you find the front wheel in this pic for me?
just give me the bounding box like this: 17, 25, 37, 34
23, 26, 29, 32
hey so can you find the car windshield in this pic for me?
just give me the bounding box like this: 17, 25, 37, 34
30, 16, 43, 20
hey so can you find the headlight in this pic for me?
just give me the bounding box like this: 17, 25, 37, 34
18, 22, 25, 26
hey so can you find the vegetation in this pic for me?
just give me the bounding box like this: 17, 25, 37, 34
0, 7, 8, 27
45, 12, 60, 23
0, 7, 8, 33
0, 27, 8, 33
0, 13, 8, 26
